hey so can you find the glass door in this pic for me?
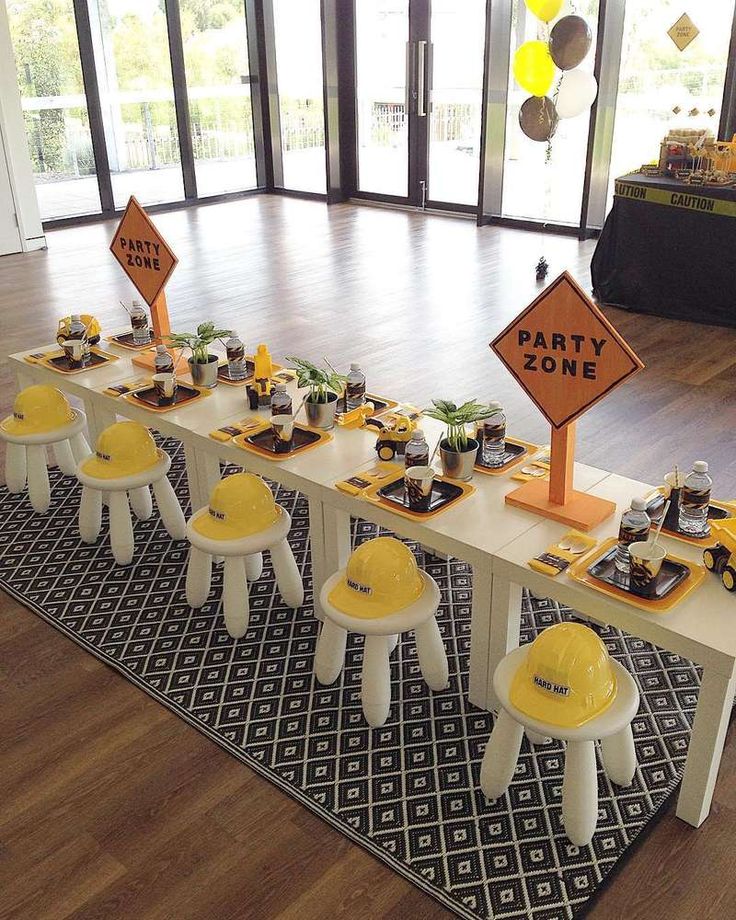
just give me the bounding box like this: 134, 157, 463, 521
355, 0, 486, 209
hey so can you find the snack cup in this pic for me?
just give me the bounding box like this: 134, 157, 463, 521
405, 465, 435, 512
152, 372, 177, 405
271, 414, 294, 453
61, 339, 84, 367
629, 541, 667, 597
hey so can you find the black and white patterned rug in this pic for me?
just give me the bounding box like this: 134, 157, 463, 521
0, 438, 700, 919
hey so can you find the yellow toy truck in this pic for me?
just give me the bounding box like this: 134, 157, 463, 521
366, 414, 417, 462
703, 518, 736, 592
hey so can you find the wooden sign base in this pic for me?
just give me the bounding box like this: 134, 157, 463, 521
504, 420, 615, 532
505, 478, 615, 532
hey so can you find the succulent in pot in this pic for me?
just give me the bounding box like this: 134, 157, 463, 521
423, 398, 497, 481
286, 356, 346, 430
167, 322, 231, 388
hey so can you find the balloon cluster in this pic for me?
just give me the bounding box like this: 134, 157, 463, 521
514, 0, 598, 144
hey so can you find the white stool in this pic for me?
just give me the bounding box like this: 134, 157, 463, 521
481, 645, 640, 847
2, 410, 89, 513
77, 451, 186, 565
185, 506, 304, 638
316, 571, 447, 727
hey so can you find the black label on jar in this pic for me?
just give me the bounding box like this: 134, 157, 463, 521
682, 486, 710, 512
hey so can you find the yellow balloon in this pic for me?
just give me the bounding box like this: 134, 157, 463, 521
524, 0, 564, 23
513, 41, 555, 97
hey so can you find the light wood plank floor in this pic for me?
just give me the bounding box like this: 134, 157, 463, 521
1, 196, 736, 920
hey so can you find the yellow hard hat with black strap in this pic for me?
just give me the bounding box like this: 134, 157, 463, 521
80, 420, 160, 479
510, 622, 617, 728
0, 385, 75, 436
192, 472, 280, 541
328, 536, 424, 619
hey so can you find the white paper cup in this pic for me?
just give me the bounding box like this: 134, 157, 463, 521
152, 372, 176, 400
271, 414, 295, 452
629, 541, 666, 596
405, 465, 435, 512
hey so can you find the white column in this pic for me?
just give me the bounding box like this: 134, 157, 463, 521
486, 573, 523, 712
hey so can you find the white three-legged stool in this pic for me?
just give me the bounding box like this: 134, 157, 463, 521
185, 507, 304, 638
480, 645, 640, 847
315, 571, 448, 727
2, 410, 89, 513
77, 451, 186, 565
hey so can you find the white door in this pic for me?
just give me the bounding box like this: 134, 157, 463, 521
0, 123, 22, 255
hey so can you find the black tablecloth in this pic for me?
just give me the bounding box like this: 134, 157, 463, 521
591, 172, 736, 327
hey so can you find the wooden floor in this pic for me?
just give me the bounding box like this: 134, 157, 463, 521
2, 196, 736, 919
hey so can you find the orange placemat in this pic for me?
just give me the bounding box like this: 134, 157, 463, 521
364, 472, 474, 520
233, 422, 331, 460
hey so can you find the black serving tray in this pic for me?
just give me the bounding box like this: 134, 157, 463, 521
109, 331, 153, 350
646, 492, 731, 540
475, 439, 527, 472
48, 351, 111, 372
245, 425, 322, 455
377, 476, 464, 515
217, 360, 256, 384
588, 546, 690, 600
131, 383, 201, 409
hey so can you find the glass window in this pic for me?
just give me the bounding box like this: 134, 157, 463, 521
89, 0, 184, 208
428, 0, 486, 206
607, 0, 735, 208
7, 0, 101, 220
273, 0, 326, 193
181, 0, 257, 197
502, 0, 600, 225
355, 0, 409, 197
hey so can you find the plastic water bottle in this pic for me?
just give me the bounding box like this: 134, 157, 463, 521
130, 300, 150, 345
346, 363, 366, 410
270, 383, 292, 416
678, 461, 712, 535
154, 344, 175, 375
225, 331, 248, 380
614, 496, 651, 574
404, 429, 429, 468
481, 402, 506, 466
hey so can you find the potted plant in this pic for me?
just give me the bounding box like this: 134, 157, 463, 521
167, 322, 230, 388
423, 398, 496, 481
286, 356, 345, 430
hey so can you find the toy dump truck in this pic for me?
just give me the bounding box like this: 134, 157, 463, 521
366, 414, 417, 462
703, 518, 736, 592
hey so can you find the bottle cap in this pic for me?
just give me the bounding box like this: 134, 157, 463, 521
693, 460, 709, 473
487, 401, 503, 411
273, 383, 287, 392
631, 497, 647, 511
156, 344, 168, 354
71, 314, 81, 321
411, 429, 425, 440
229, 330, 237, 337
350, 363, 361, 371
132, 299, 142, 308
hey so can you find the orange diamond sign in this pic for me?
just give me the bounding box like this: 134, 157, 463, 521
491, 272, 644, 430
110, 196, 178, 307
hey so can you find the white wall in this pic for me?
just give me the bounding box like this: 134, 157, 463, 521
0, 0, 45, 254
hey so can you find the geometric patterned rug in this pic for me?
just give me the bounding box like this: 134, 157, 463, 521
0, 438, 700, 919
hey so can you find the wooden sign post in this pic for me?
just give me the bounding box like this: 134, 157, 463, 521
109, 196, 178, 369
491, 271, 644, 531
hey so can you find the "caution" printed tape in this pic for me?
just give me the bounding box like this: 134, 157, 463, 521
614, 180, 736, 218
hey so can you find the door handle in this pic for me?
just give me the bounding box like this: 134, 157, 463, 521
406, 41, 417, 116
416, 41, 427, 117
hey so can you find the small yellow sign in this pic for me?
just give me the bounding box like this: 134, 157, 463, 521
668, 13, 699, 52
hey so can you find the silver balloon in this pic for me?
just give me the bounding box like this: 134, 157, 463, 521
549, 15, 592, 71
519, 96, 559, 142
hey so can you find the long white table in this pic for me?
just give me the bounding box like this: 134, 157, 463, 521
8, 339, 736, 827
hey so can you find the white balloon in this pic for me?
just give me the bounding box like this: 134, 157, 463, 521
556, 69, 598, 119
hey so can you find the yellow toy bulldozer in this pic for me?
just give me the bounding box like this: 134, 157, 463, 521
366, 414, 417, 462
703, 518, 736, 592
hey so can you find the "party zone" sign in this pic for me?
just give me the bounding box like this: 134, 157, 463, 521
490, 272, 643, 429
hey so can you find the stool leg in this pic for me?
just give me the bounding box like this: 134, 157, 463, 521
314, 619, 347, 685
108, 491, 135, 566
362, 635, 391, 727
223, 556, 249, 638
563, 741, 599, 847
186, 547, 212, 608
129, 485, 153, 521
271, 539, 304, 608
600, 725, 637, 787
245, 552, 263, 582
152, 476, 186, 540
5, 443, 27, 493
27, 444, 51, 513
415, 617, 449, 691
79, 486, 102, 542
51, 439, 77, 476
388, 634, 399, 654
525, 729, 551, 746
480, 710, 524, 800
70, 431, 90, 464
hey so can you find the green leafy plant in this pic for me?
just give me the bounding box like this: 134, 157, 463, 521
286, 356, 346, 404
167, 322, 231, 364
424, 399, 497, 452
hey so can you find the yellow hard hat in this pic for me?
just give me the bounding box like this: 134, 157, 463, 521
510, 622, 617, 728
328, 536, 424, 619
192, 472, 280, 541
57, 314, 101, 343
0, 385, 74, 435
80, 420, 160, 479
